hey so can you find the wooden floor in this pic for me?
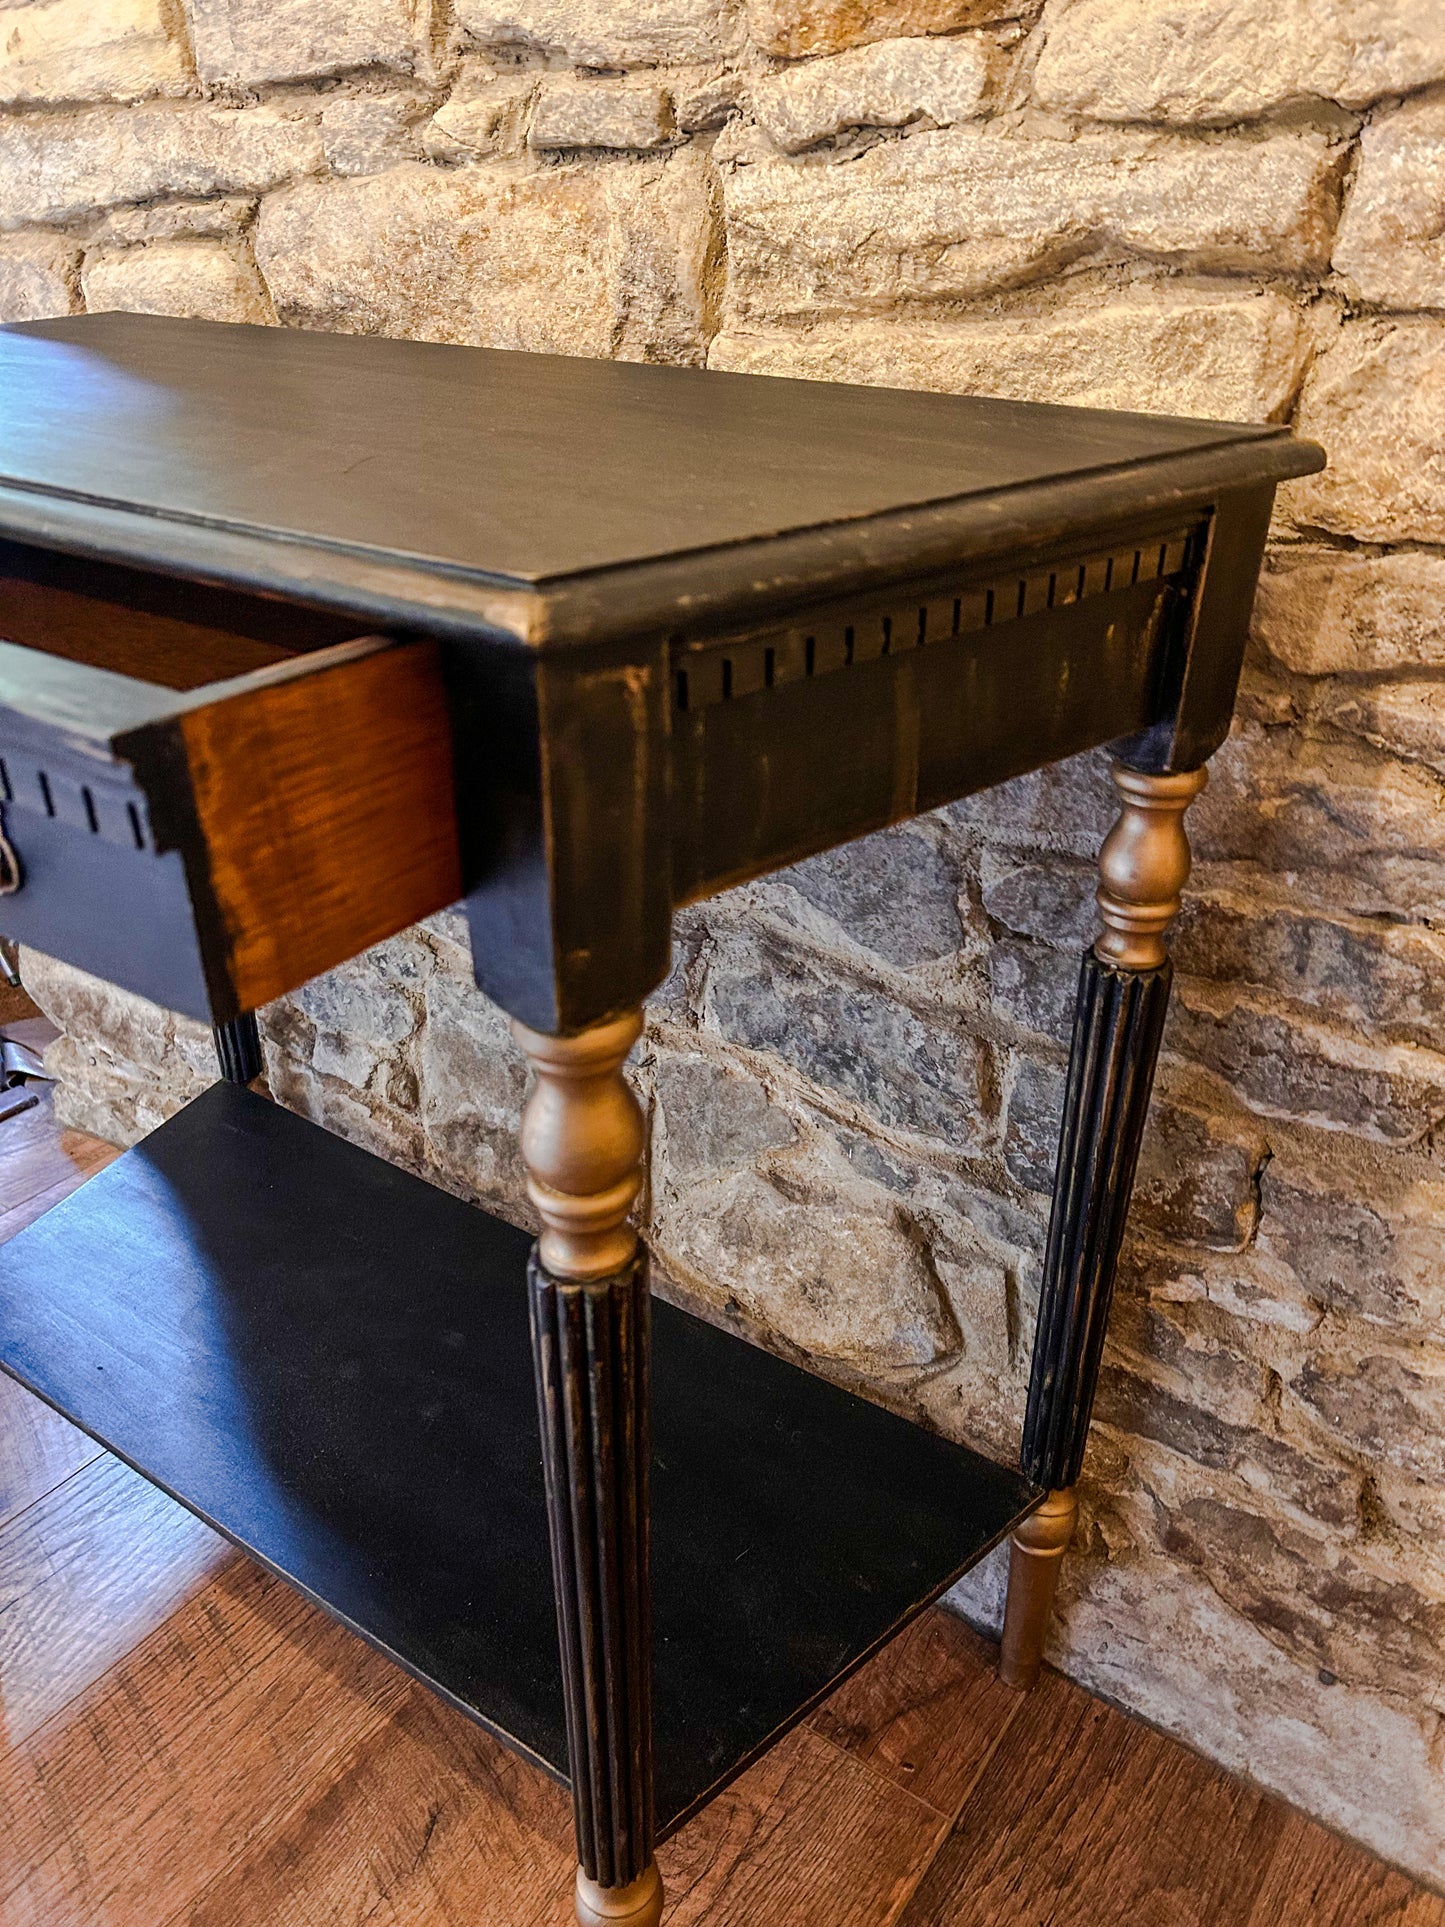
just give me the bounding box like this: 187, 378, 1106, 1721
0, 1048, 1438, 1924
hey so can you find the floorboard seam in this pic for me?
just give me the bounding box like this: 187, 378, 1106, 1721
0, 1447, 102, 1537
886, 1684, 1032, 1927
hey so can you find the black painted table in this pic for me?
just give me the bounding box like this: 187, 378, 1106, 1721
0, 316, 1322, 1927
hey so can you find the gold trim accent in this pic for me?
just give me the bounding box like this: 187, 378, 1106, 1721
1094, 762, 1207, 973
998, 1486, 1079, 1692
512, 1010, 645, 1283
575, 1861, 665, 1927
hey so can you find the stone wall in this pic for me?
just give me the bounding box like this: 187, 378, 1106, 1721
4, 0, 1444, 1889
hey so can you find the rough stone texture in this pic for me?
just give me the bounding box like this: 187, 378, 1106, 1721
752, 33, 996, 152
422, 65, 534, 160
721, 128, 1344, 322
0, 0, 188, 108
93, 194, 257, 245
1290, 321, 1445, 547
184, 0, 433, 88
22, 949, 217, 1144
530, 77, 675, 151
0, 228, 80, 319
0, 103, 323, 228
11, 0, 1445, 1892
322, 91, 430, 173
456, 0, 740, 66
256, 152, 717, 361
1333, 95, 1445, 313
713, 286, 1311, 420
1253, 545, 1445, 675
1034, 0, 1445, 124
750, 0, 1018, 60
82, 238, 276, 322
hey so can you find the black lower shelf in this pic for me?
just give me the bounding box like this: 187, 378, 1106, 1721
0, 1081, 1036, 1834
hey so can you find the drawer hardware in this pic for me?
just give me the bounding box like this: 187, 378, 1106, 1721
0, 812, 22, 895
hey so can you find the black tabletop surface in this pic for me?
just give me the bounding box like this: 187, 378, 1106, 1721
0, 315, 1322, 647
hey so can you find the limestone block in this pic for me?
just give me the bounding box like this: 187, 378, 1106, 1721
255, 150, 717, 363
1253, 546, 1445, 675
83, 239, 276, 323
94, 195, 257, 246
653, 1051, 797, 1177
751, 0, 1017, 60
1295, 1350, 1445, 1486
1193, 726, 1445, 924
1096, 1369, 1360, 1527
988, 938, 1077, 1043
1174, 888, 1445, 1049
713, 287, 1310, 422
456, 0, 740, 67
530, 77, 674, 152
423, 66, 535, 160
1290, 320, 1445, 546
1158, 1491, 1445, 1705
184, 0, 432, 87
1325, 682, 1445, 780
703, 929, 992, 1148
946, 744, 1117, 862
0, 102, 323, 229
720, 129, 1342, 321
671, 65, 745, 132
321, 91, 430, 174
1333, 95, 1445, 312
417, 965, 530, 1217
1132, 1102, 1266, 1252
1260, 1158, 1445, 1335
0, 0, 187, 108
752, 34, 995, 152
1002, 1055, 1061, 1192
0, 229, 79, 321
20, 948, 214, 1144
654, 1164, 962, 1368
1169, 981, 1445, 1145
982, 852, 1097, 947
771, 825, 965, 969
1035, 0, 1445, 123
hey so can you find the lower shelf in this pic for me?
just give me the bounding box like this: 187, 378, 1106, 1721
0, 1081, 1036, 1835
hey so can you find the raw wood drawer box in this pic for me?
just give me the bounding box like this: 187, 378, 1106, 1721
0, 546, 461, 1021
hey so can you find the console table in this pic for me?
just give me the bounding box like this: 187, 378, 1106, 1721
0, 315, 1322, 1926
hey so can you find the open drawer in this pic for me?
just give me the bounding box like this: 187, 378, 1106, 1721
0, 543, 462, 1021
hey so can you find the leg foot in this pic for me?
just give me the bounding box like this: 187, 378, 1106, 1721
998, 1486, 1077, 1691
575, 1861, 665, 1927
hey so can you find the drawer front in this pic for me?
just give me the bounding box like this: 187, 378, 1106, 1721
0, 635, 463, 1022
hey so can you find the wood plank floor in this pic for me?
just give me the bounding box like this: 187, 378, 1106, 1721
0, 1053, 1438, 1925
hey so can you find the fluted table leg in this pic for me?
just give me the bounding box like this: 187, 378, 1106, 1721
513, 1010, 663, 1927
1001, 761, 1207, 1691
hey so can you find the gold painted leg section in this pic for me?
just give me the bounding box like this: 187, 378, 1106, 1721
514, 1012, 664, 1927
513, 1009, 646, 1281
575, 1862, 665, 1927
1094, 761, 1207, 973
998, 1487, 1078, 1692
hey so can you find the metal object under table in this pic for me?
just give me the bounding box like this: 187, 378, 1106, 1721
0, 314, 1322, 1926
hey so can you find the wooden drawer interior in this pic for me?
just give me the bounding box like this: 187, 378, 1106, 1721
0, 544, 462, 1022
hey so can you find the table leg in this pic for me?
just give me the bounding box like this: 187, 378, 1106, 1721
1000, 760, 1206, 1691
513, 1010, 663, 1927
211, 1012, 262, 1085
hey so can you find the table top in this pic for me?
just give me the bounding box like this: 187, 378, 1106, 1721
0, 315, 1321, 649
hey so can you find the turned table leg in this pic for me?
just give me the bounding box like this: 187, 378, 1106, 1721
513, 1010, 663, 1927
1000, 761, 1206, 1691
